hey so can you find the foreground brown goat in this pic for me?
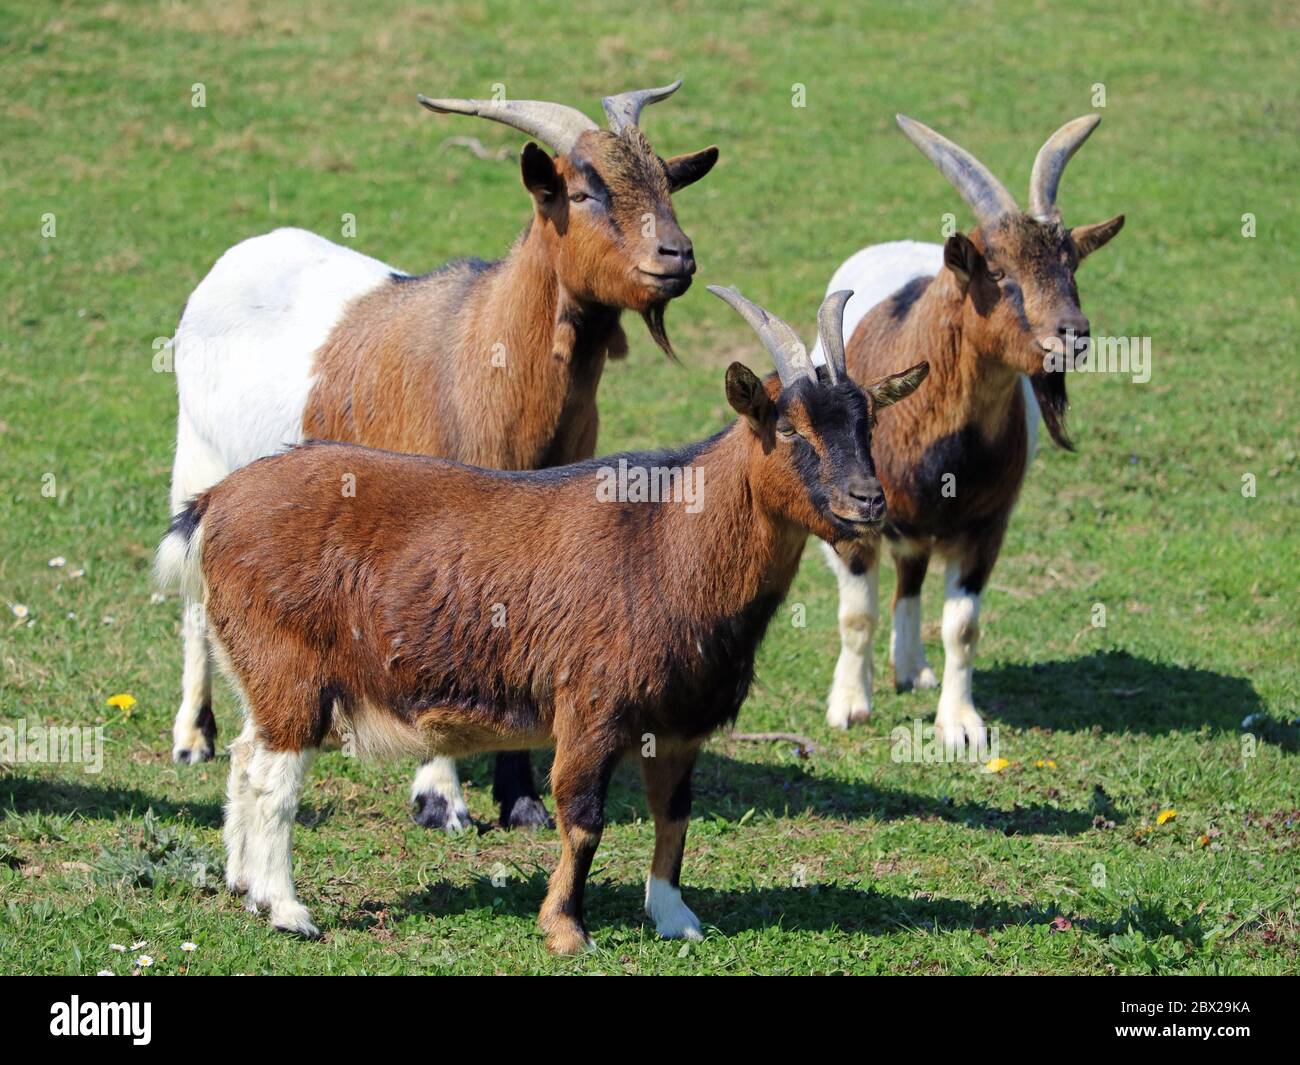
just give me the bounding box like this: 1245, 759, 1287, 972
156, 287, 927, 952
165, 80, 718, 833
813, 115, 1124, 749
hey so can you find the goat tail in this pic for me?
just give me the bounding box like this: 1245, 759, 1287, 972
155, 496, 208, 601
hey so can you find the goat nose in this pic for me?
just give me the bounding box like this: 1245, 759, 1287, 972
848, 481, 885, 509
657, 238, 696, 274
1057, 315, 1090, 339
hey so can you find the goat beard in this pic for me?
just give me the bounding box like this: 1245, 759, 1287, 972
1029, 369, 1074, 451
641, 301, 678, 361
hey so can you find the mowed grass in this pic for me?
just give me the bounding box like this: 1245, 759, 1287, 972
1, 0, 1297, 975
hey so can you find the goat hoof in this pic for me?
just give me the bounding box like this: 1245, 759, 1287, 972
542, 918, 594, 956
826, 687, 871, 730
411, 792, 472, 833
172, 706, 217, 764
503, 796, 554, 831
270, 901, 320, 939
936, 702, 988, 756
894, 666, 938, 693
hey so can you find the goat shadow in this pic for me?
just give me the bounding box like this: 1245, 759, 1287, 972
0, 777, 224, 828
973, 650, 1289, 746
388, 872, 1192, 942
600, 751, 1099, 834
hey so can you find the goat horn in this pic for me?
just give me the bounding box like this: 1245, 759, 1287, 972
1028, 114, 1101, 223
896, 114, 1019, 227
708, 285, 817, 389
417, 94, 598, 156
602, 78, 683, 134
816, 290, 853, 385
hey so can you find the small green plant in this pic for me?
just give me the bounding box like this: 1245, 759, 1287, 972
94, 809, 221, 895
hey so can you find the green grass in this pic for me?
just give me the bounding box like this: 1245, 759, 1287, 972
1, 0, 1297, 974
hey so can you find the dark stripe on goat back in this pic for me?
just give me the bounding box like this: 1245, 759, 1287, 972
887, 275, 932, 323
293, 429, 721, 490
389, 255, 497, 287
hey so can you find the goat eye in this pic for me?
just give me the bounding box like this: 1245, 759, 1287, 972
988, 268, 1005, 282
777, 424, 798, 440
570, 191, 590, 204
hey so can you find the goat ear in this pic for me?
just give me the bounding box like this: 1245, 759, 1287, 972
664, 146, 719, 192
520, 142, 561, 208
866, 361, 929, 409
1071, 213, 1125, 260
725, 362, 772, 429
942, 233, 983, 292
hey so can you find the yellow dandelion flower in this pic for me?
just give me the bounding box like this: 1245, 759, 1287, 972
985, 757, 1010, 773
107, 693, 137, 713
1156, 808, 1177, 825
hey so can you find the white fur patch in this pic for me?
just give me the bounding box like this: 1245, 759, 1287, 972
891, 595, 937, 690
239, 744, 317, 936
822, 543, 879, 728
174, 227, 396, 473
810, 241, 944, 367
935, 561, 985, 753
645, 876, 703, 941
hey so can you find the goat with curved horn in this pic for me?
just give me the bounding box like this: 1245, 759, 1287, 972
417, 94, 598, 155
602, 78, 683, 134
816, 290, 853, 385
1028, 114, 1102, 223
708, 285, 817, 387
895, 114, 1019, 226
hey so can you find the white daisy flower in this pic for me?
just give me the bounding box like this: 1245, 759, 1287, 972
49, 556, 67, 568
181, 942, 197, 952
136, 955, 153, 968
11, 604, 29, 619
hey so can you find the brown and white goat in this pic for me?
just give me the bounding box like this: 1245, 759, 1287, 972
166, 81, 718, 832
155, 287, 927, 952
812, 114, 1124, 749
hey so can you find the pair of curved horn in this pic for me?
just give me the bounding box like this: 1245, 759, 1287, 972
418, 79, 683, 155
708, 286, 853, 389
896, 113, 1101, 226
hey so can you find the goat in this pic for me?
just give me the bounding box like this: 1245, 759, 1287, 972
155, 287, 928, 952
810, 114, 1124, 749
165, 80, 718, 834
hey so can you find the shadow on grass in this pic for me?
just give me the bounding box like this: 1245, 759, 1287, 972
0, 775, 224, 828
391, 873, 1191, 944
977, 650, 1291, 747
685, 752, 1099, 834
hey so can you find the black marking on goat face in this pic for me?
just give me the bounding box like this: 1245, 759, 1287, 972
781, 380, 879, 534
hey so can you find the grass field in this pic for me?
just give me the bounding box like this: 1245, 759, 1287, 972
1, 0, 1297, 975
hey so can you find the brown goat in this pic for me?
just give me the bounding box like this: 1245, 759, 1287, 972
166, 81, 718, 833
156, 287, 928, 952
817, 114, 1124, 750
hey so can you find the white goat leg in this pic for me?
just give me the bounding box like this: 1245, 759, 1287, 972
245, 744, 317, 937
823, 543, 878, 729
935, 560, 986, 754
890, 595, 938, 690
